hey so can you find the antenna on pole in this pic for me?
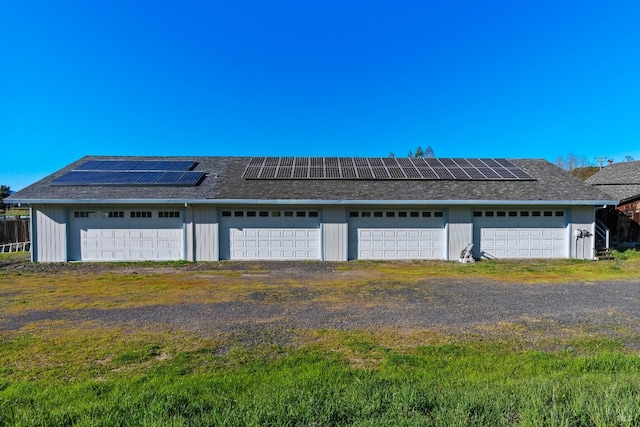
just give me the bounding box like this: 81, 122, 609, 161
595, 157, 607, 170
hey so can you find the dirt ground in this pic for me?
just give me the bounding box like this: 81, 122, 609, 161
2, 256, 640, 348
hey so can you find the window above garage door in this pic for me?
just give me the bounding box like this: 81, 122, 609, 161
221, 210, 319, 218
349, 210, 444, 218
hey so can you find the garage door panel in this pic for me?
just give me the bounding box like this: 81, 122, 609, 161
474, 212, 567, 259
349, 212, 446, 260
69, 213, 184, 261
478, 226, 565, 259
220, 212, 321, 260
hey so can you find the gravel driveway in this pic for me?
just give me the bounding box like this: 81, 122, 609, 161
3, 259, 640, 347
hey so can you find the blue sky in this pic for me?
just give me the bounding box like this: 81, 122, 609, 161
2, 1, 640, 190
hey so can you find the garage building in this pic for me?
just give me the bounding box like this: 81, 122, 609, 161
8, 156, 617, 262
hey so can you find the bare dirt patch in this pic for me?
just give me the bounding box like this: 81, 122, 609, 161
2, 257, 640, 348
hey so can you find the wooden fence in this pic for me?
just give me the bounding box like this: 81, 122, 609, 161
0, 219, 30, 245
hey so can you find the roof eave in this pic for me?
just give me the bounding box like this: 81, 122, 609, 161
10, 198, 619, 206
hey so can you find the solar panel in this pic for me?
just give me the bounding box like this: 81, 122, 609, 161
276, 166, 293, 178
467, 158, 487, 167
51, 170, 205, 186
260, 167, 277, 178
463, 168, 486, 179
387, 168, 406, 178
477, 167, 501, 179
491, 168, 514, 179
371, 167, 390, 179
240, 157, 535, 181
507, 168, 534, 179
280, 157, 294, 166
243, 167, 261, 179
431, 167, 455, 180
494, 159, 517, 168
248, 157, 265, 167
402, 166, 422, 179
382, 157, 399, 167
448, 167, 471, 179
341, 166, 357, 178
311, 158, 324, 167
74, 160, 196, 171
453, 159, 473, 168
325, 158, 339, 167
325, 167, 341, 178
416, 167, 438, 179
294, 157, 309, 168
424, 158, 445, 167
480, 158, 500, 167
264, 157, 279, 167
439, 158, 457, 167
310, 167, 324, 177
356, 167, 374, 179
293, 166, 308, 178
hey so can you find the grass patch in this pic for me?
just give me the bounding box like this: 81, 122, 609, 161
351, 250, 640, 283
2, 333, 640, 426
2, 256, 640, 424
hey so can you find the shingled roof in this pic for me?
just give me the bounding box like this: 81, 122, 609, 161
586, 161, 640, 202
9, 156, 616, 205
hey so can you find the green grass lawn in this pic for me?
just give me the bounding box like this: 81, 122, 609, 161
2, 253, 640, 426
1, 207, 29, 217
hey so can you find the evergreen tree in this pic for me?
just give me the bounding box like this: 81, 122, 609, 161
0, 185, 10, 213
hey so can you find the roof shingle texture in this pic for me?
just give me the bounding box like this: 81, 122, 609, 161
586, 161, 640, 201
10, 156, 615, 203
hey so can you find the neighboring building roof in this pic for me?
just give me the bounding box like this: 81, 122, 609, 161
9, 155, 617, 205
586, 161, 640, 202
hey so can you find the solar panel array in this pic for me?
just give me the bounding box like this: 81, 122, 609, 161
50, 160, 205, 186
242, 157, 535, 181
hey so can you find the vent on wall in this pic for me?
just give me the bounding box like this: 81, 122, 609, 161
242, 157, 535, 181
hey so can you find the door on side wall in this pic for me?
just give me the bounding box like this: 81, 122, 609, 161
473, 209, 567, 259
68, 209, 184, 261
348, 209, 446, 260
219, 209, 321, 260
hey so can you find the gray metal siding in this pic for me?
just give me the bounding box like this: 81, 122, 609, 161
184, 206, 194, 261
33, 205, 67, 262
193, 206, 218, 261
322, 207, 347, 261
448, 207, 472, 261
569, 206, 596, 260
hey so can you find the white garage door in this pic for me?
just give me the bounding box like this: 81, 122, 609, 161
348, 210, 445, 260
68, 209, 184, 261
220, 209, 321, 260
473, 209, 567, 259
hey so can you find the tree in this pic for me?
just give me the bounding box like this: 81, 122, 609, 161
624, 155, 635, 162
555, 153, 588, 172
424, 146, 435, 158
0, 185, 10, 213
408, 146, 435, 158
